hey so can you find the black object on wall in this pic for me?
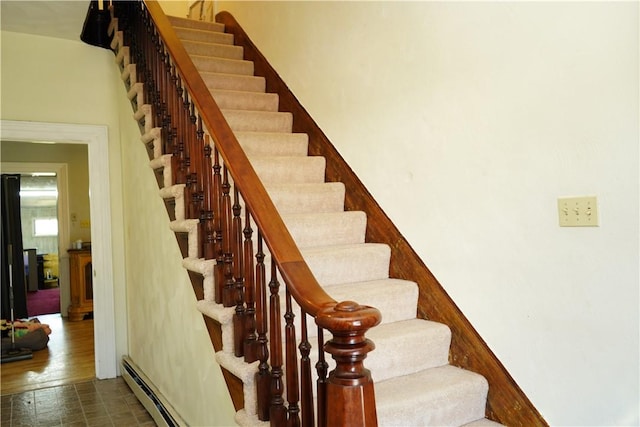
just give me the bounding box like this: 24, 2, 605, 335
80, 0, 113, 49
1, 174, 28, 320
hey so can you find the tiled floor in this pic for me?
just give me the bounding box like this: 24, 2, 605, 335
0, 377, 157, 427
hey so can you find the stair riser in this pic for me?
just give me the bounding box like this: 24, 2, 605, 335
212, 91, 279, 112
183, 40, 244, 60
236, 132, 309, 157
192, 56, 254, 76
282, 211, 367, 249
264, 244, 391, 288
251, 157, 326, 184
174, 27, 234, 45
169, 16, 225, 33
375, 366, 489, 427
223, 110, 293, 133
267, 183, 346, 214
202, 72, 266, 93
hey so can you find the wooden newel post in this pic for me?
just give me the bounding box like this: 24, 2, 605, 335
316, 301, 381, 427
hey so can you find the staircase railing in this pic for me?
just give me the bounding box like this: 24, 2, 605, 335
109, 1, 381, 425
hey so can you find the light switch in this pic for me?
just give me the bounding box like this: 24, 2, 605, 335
558, 196, 598, 227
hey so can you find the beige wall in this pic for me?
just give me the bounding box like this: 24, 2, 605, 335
115, 63, 236, 426
216, 2, 639, 426
1, 28, 235, 424
1, 142, 91, 244
1, 30, 128, 340
158, 0, 190, 18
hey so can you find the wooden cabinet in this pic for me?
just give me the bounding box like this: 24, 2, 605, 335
68, 249, 93, 321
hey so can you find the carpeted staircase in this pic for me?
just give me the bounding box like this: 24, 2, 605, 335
114, 13, 504, 427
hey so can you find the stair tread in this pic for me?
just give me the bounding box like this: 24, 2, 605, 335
236, 131, 309, 157
182, 40, 244, 60
250, 156, 326, 184
282, 210, 367, 248
375, 365, 489, 427
168, 16, 225, 32
174, 27, 234, 45
366, 319, 451, 382
212, 89, 279, 112
307, 319, 451, 384
201, 71, 266, 93
297, 243, 391, 286
192, 55, 254, 76
223, 109, 293, 133
265, 182, 346, 214
461, 419, 506, 427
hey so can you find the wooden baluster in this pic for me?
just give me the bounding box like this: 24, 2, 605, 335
212, 148, 224, 303
316, 326, 328, 427
193, 108, 205, 255
232, 187, 245, 357
152, 37, 162, 132
221, 167, 235, 307
299, 311, 314, 427
201, 132, 215, 260
317, 303, 380, 427
160, 46, 173, 157
269, 260, 286, 425
169, 63, 180, 180
174, 72, 185, 184
243, 210, 258, 362
254, 232, 271, 421
182, 89, 194, 219
153, 32, 164, 131
285, 289, 301, 427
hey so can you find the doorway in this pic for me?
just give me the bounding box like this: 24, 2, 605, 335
1, 120, 117, 380
20, 173, 62, 317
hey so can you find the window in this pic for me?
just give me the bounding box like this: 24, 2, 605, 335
34, 218, 58, 236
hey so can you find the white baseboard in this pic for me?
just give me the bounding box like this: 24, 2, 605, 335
121, 356, 186, 426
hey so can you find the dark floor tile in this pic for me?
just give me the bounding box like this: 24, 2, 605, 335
60, 410, 86, 424
84, 415, 112, 427
81, 403, 108, 419
109, 411, 138, 425
5, 379, 156, 427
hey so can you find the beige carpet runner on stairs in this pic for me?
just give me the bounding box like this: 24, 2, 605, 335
118, 14, 505, 427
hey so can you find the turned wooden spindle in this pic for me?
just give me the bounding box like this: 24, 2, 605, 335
212, 148, 223, 303
221, 167, 235, 307
285, 289, 301, 427
232, 187, 246, 357
269, 260, 286, 425
316, 326, 328, 427
299, 311, 314, 427
201, 134, 215, 260
243, 210, 258, 362
254, 233, 270, 421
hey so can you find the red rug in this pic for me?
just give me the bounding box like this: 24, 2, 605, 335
26, 288, 60, 317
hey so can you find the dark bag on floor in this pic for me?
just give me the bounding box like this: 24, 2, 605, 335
1, 328, 49, 351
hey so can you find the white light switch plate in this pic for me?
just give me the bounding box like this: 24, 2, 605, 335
558, 196, 599, 227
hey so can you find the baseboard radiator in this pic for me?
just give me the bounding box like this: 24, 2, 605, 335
121, 356, 186, 427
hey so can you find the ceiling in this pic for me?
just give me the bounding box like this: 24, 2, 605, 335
1, 1, 91, 41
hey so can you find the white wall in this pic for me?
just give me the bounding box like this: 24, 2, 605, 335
115, 65, 236, 425
0, 30, 129, 365
1, 28, 236, 424
216, 2, 639, 426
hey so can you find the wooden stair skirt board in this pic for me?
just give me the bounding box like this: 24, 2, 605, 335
109, 5, 547, 427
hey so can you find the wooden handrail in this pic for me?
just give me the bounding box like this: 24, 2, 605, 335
111, 1, 382, 425
143, 0, 339, 319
